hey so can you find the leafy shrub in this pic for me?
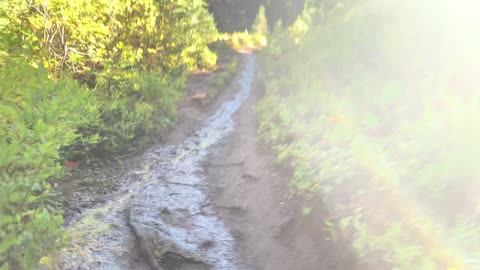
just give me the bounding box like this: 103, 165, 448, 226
227, 31, 267, 52
258, 1, 480, 269
0, 60, 100, 269
94, 71, 185, 153
2, 0, 219, 75
225, 4, 268, 53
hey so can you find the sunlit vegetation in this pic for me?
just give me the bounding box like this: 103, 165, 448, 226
258, 0, 480, 269
204, 54, 240, 105
188, 42, 241, 106
226, 5, 268, 53
0, 0, 219, 268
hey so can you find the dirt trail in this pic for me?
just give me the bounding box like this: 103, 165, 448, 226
59, 54, 357, 270
59, 55, 254, 270
204, 76, 358, 270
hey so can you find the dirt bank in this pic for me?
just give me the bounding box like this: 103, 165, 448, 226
204, 76, 359, 270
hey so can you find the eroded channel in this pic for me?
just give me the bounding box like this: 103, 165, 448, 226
59, 55, 256, 270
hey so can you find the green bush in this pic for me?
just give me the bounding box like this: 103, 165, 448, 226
258, 1, 480, 269
0, 60, 100, 269
94, 71, 185, 153
1, 0, 218, 75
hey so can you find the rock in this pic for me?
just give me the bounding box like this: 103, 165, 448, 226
128, 208, 212, 270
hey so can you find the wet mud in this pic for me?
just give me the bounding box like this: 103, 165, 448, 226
58, 55, 256, 270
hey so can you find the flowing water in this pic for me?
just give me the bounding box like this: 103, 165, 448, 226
59, 55, 256, 270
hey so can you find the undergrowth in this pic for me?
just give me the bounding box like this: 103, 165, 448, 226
258, 1, 480, 269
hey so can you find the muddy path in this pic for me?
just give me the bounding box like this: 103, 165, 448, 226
58, 55, 254, 270
204, 71, 359, 270
58, 53, 355, 270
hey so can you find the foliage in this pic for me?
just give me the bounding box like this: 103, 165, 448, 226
217, 4, 267, 54
206, 56, 240, 105
0, 60, 99, 269
2, 0, 218, 75
252, 5, 268, 36
227, 31, 267, 53
225, 6, 268, 53
258, 1, 480, 269
89, 70, 185, 155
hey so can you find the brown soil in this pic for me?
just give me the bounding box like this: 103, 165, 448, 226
162, 55, 239, 145
204, 80, 359, 270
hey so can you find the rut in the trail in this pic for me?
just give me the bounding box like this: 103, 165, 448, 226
59, 55, 256, 270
